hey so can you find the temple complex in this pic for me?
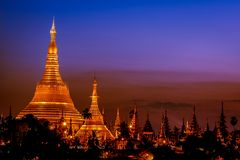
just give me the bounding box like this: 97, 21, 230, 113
16, 19, 83, 130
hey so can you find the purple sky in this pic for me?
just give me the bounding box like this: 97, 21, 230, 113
1, 0, 240, 131
2, 0, 240, 73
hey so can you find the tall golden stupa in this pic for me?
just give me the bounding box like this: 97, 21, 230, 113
76, 76, 114, 143
17, 19, 83, 129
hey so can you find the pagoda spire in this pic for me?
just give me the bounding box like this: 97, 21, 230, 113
87, 75, 104, 124
158, 113, 166, 145
89, 75, 101, 116
185, 120, 191, 135
129, 105, 139, 138
40, 18, 63, 84
159, 117, 165, 138
114, 107, 121, 127
49, 17, 57, 51
50, 17, 57, 43
114, 107, 121, 138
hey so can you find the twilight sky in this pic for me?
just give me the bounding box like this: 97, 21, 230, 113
1, 0, 240, 131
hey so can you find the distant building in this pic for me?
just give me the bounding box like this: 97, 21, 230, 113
157, 114, 168, 145
142, 113, 154, 141
129, 106, 139, 139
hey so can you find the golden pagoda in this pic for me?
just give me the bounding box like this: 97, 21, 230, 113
76, 76, 114, 143
129, 106, 139, 139
17, 19, 83, 130
113, 107, 121, 138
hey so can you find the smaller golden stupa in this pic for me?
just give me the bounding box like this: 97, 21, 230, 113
76, 76, 114, 143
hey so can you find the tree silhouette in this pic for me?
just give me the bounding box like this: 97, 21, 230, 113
119, 121, 130, 139
230, 116, 238, 146
190, 106, 199, 135
230, 116, 238, 131
219, 102, 228, 139
163, 110, 171, 138
86, 131, 100, 159
173, 126, 180, 143
180, 118, 186, 137
82, 108, 92, 120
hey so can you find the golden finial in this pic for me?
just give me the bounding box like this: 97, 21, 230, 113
51, 17, 56, 31
91, 73, 98, 98
48, 17, 57, 53
50, 17, 56, 37
117, 107, 119, 116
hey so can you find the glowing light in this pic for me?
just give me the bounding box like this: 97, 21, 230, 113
63, 122, 67, 126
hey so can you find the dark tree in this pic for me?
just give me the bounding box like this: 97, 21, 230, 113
230, 116, 238, 131
213, 122, 218, 137
190, 106, 199, 135
82, 108, 92, 120
180, 118, 186, 137
86, 131, 100, 159
206, 119, 210, 132
219, 102, 228, 139
173, 126, 180, 143
202, 130, 222, 158
230, 116, 238, 146
140, 136, 153, 149
163, 110, 171, 138
183, 135, 206, 159
119, 121, 130, 139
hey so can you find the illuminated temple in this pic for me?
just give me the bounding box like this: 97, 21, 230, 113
76, 76, 114, 143
17, 19, 83, 129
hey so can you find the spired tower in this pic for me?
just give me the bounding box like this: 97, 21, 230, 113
17, 19, 83, 130
114, 108, 121, 138
142, 113, 154, 141
129, 106, 139, 139
76, 76, 114, 143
